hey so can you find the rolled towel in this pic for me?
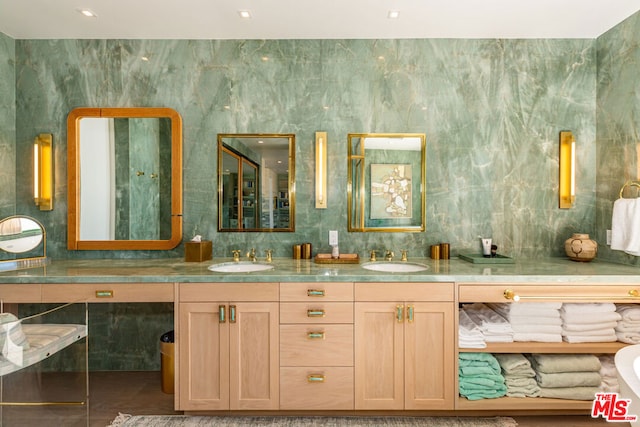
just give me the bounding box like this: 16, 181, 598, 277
528, 354, 601, 373
536, 371, 602, 388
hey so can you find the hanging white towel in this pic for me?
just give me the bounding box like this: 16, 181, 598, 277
611, 197, 640, 256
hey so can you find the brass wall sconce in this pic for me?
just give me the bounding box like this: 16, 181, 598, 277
559, 131, 575, 209
34, 133, 53, 211
315, 131, 327, 209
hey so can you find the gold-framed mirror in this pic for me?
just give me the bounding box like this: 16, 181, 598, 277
218, 133, 295, 232
348, 133, 426, 232
67, 107, 183, 250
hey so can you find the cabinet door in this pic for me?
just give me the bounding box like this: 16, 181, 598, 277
354, 302, 404, 410
178, 302, 229, 411
404, 302, 455, 410
229, 302, 279, 410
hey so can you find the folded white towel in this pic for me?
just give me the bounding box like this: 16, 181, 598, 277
563, 321, 619, 332
513, 332, 562, 342
487, 302, 561, 318
615, 321, 640, 332
562, 333, 617, 343
561, 303, 617, 314
562, 328, 615, 336
611, 197, 640, 256
463, 303, 514, 336
508, 316, 563, 326
561, 311, 622, 324
616, 304, 640, 321
615, 331, 640, 344
512, 324, 562, 334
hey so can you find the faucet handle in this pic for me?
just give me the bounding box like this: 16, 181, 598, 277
369, 250, 378, 262
231, 250, 241, 261
400, 249, 408, 262
265, 249, 273, 262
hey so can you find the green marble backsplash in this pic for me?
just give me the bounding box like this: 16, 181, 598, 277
10, 37, 598, 260
0, 32, 15, 219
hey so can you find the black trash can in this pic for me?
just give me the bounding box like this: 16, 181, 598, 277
160, 331, 174, 394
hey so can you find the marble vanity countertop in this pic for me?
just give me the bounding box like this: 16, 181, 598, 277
0, 256, 639, 284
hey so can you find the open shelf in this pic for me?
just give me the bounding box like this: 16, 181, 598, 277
459, 341, 628, 354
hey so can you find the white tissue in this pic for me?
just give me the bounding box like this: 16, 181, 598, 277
191, 235, 202, 242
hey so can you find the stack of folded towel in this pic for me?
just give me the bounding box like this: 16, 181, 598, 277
459, 352, 507, 400
598, 355, 619, 393
615, 304, 640, 344
459, 309, 486, 349
461, 303, 513, 343
527, 354, 602, 400
560, 303, 621, 343
487, 302, 562, 342
494, 353, 540, 397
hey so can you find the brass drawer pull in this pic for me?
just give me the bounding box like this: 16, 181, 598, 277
307, 331, 325, 339
407, 305, 414, 323
229, 305, 236, 323
307, 374, 325, 383
504, 288, 640, 301
307, 289, 325, 297
219, 305, 226, 323
95, 290, 113, 298
307, 309, 325, 318
396, 305, 404, 323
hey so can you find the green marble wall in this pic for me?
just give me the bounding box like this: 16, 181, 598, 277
596, 11, 640, 266
0, 32, 15, 219
13, 38, 597, 260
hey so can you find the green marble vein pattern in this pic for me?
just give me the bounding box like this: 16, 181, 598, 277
0, 32, 15, 219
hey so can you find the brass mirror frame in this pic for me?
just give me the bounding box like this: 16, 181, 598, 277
347, 133, 426, 232
217, 133, 295, 232
67, 107, 183, 250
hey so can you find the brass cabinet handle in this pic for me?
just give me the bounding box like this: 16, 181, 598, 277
307, 331, 325, 339
307, 309, 325, 318
396, 305, 404, 323
504, 288, 640, 301
307, 374, 325, 383
219, 305, 226, 323
307, 289, 325, 297
407, 305, 414, 323
95, 290, 113, 298
229, 305, 236, 323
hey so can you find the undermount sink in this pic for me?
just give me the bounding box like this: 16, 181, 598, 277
361, 261, 429, 273
208, 261, 275, 273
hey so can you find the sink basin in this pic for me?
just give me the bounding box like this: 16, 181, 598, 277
361, 261, 429, 273
208, 261, 275, 273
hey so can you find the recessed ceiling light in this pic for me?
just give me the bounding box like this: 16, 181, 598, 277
238, 10, 251, 19
78, 9, 98, 18
261, 56, 269, 61
387, 10, 400, 19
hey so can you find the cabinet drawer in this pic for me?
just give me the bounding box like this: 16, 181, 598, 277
42, 283, 174, 302
280, 367, 354, 410
458, 283, 640, 303
280, 324, 353, 366
180, 282, 278, 302
0, 284, 41, 303
280, 302, 353, 324
355, 282, 454, 302
280, 282, 353, 302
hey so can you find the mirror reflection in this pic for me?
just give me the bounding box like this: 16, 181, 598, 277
218, 134, 295, 232
348, 133, 426, 232
0, 216, 43, 254
67, 108, 183, 250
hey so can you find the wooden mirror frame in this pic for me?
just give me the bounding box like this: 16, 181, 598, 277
67, 107, 183, 250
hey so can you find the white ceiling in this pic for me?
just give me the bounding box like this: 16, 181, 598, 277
1, 0, 639, 40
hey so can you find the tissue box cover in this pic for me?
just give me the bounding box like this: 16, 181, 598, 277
185, 241, 212, 262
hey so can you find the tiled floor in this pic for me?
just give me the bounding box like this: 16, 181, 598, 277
3, 371, 627, 426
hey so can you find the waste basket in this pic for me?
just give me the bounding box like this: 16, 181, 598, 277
160, 330, 174, 394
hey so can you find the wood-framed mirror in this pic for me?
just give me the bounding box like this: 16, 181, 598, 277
67, 107, 183, 250
218, 133, 295, 232
348, 133, 426, 232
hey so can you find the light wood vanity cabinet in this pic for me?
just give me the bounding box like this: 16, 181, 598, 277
279, 282, 354, 410
177, 283, 279, 411
457, 282, 640, 412
354, 282, 455, 410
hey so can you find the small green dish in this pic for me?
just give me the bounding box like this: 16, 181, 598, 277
458, 253, 515, 264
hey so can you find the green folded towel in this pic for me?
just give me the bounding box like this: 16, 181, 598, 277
459, 374, 505, 389
459, 366, 501, 376
535, 371, 601, 388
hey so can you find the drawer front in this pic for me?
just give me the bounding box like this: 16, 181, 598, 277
280, 324, 353, 366
458, 283, 640, 303
42, 283, 174, 302
355, 282, 454, 302
280, 367, 354, 410
280, 282, 353, 302
0, 284, 41, 303
280, 302, 353, 324
180, 282, 278, 302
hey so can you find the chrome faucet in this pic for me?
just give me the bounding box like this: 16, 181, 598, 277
385, 250, 394, 261
246, 248, 257, 261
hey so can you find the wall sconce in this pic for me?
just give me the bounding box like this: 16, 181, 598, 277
559, 131, 575, 209
315, 131, 327, 209
34, 133, 53, 211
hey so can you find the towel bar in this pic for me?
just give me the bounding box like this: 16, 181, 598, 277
503, 288, 640, 301
619, 180, 640, 199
